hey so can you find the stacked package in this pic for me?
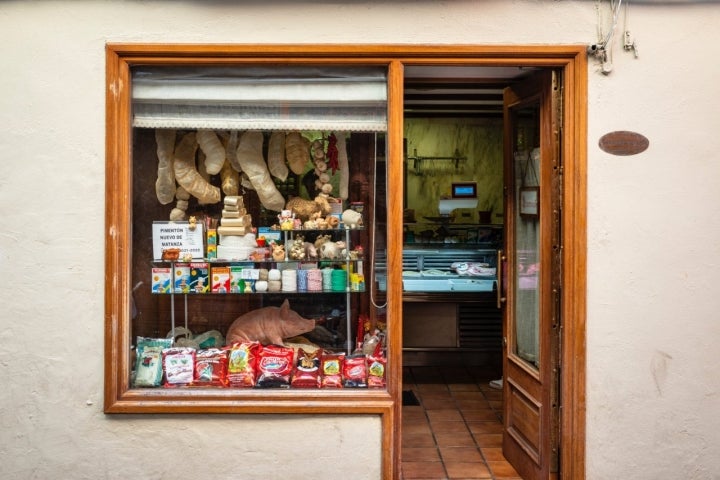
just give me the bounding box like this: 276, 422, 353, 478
216, 196, 255, 261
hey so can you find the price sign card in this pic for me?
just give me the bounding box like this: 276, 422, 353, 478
152, 221, 205, 260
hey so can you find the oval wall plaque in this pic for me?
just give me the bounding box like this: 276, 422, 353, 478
598, 131, 649, 156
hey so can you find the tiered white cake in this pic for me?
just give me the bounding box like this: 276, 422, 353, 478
216, 196, 256, 260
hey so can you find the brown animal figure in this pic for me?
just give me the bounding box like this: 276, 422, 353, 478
271, 243, 286, 261
314, 234, 332, 251
326, 215, 340, 229
285, 195, 331, 221
320, 240, 346, 260
304, 241, 318, 260
226, 299, 315, 346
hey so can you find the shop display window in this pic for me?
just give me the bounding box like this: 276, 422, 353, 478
105, 48, 395, 413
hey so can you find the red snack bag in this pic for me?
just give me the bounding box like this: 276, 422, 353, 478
291, 348, 322, 389
256, 344, 294, 388
194, 348, 229, 387
367, 353, 387, 389
162, 347, 196, 387
343, 354, 368, 388
226, 341, 260, 388
320, 352, 345, 389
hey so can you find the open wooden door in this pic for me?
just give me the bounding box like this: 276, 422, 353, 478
500, 70, 562, 480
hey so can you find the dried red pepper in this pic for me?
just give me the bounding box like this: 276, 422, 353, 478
326, 133, 339, 174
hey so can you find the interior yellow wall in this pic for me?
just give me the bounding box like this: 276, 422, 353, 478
404, 118, 504, 224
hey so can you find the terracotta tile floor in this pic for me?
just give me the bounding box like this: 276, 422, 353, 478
401, 366, 522, 480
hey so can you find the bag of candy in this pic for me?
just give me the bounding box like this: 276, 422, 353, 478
367, 353, 387, 388
194, 348, 229, 387
226, 341, 260, 388
256, 344, 295, 388
162, 347, 196, 387
343, 354, 368, 388
134, 337, 173, 387
290, 348, 322, 388
320, 352, 345, 389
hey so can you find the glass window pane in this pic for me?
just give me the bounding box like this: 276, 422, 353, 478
513, 104, 540, 369
129, 64, 388, 392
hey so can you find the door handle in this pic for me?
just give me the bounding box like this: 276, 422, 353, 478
497, 249, 506, 309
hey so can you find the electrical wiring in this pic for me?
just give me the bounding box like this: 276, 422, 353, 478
370, 132, 388, 310
590, 0, 637, 74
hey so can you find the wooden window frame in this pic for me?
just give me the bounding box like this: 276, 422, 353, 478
105, 44, 586, 480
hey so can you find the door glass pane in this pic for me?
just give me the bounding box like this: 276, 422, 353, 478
513, 103, 540, 369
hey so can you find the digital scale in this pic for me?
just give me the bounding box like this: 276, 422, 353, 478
437, 182, 478, 216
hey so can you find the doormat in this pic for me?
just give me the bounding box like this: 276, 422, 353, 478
402, 390, 420, 406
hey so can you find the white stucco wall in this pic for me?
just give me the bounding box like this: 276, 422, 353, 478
585, 5, 720, 478
1, 1, 719, 478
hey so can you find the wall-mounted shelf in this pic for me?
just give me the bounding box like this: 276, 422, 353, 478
407, 148, 466, 175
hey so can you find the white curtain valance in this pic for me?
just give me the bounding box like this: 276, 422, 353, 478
131, 66, 388, 132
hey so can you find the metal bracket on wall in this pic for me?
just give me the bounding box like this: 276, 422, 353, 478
407, 148, 466, 175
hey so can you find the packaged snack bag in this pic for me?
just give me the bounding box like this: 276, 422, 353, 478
256, 344, 295, 388
162, 347, 196, 387
290, 348, 322, 389
226, 341, 260, 388
134, 337, 173, 387
367, 353, 387, 389
320, 352, 345, 389
343, 354, 368, 388
194, 348, 229, 387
